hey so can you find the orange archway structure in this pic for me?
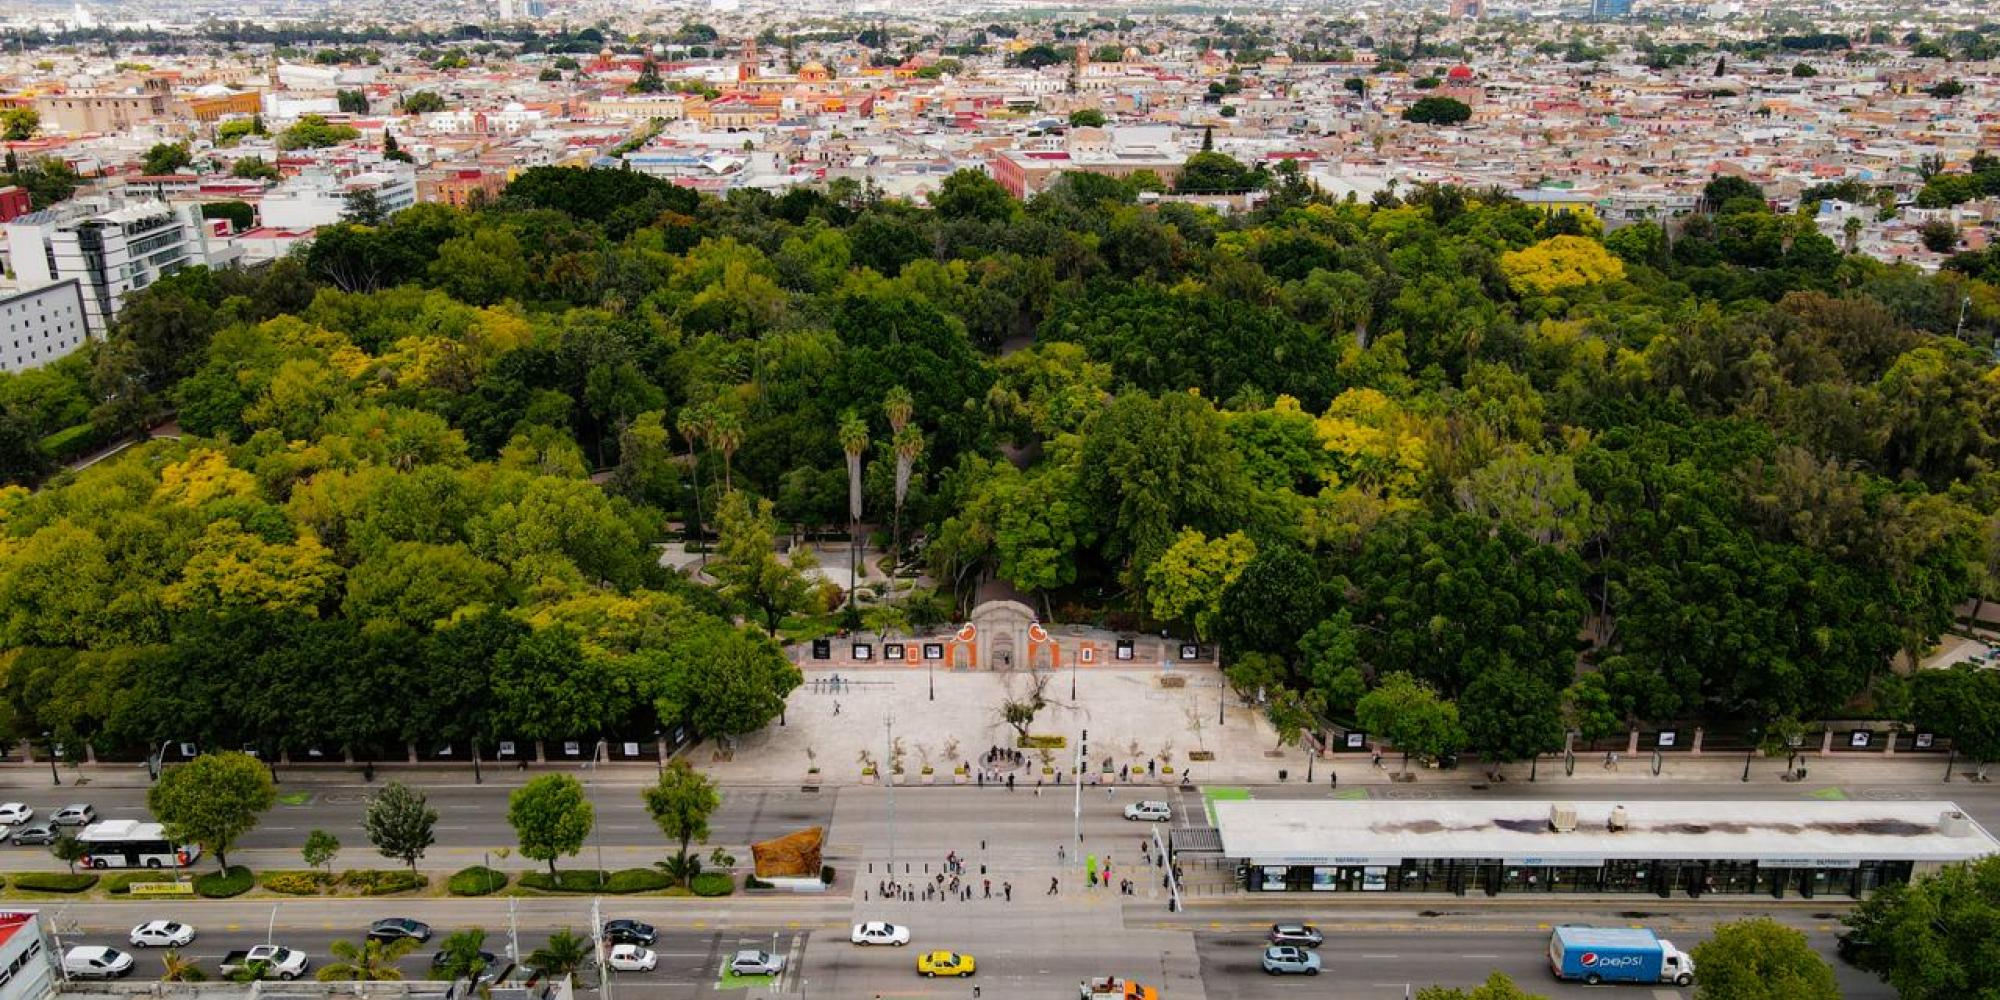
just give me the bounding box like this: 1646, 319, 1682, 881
1026, 620, 1061, 670
947, 621, 977, 670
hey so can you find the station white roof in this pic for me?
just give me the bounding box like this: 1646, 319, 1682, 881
1213, 799, 2000, 866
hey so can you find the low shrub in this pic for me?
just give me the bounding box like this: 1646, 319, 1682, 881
340, 869, 426, 895
1017, 734, 1066, 749
195, 866, 254, 898
603, 868, 671, 893
12, 872, 97, 893
820, 865, 835, 885
446, 866, 508, 897
260, 870, 334, 895
690, 872, 734, 897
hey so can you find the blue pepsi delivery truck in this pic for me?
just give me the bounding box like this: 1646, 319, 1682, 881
1548, 926, 1695, 987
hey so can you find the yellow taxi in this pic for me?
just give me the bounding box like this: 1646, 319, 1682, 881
916, 950, 976, 978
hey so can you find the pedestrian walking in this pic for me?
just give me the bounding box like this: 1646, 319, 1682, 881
1003, 881, 1012, 901
1007, 774, 1015, 791
1049, 877, 1060, 895
834, 701, 841, 715
1058, 844, 1066, 862
1331, 770, 1338, 789
983, 879, 991, 898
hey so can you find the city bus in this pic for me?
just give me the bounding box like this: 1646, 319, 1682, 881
77, 820, 200, 869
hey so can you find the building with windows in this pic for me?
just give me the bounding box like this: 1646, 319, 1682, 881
0, 911, 60, 1000
1203, 799, 1998, 899
3, 195, 209, 337
0, 280, 88, 373
1591, 0, 1635, 16
260, 167, 417, 229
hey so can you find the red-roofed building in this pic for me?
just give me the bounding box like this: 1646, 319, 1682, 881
0, 909, 59, 1000
0, 186, 31, 223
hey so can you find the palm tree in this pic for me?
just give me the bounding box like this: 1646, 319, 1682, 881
1843, 215, 1862, 254
432, 929, 490, 983
709, 408, 744, 491
890, 425, 924, 597
526, 930, 592, 980
317, 937, 417, 982
838, 413, 870, 610
160, 951, 205, 983
882, 388, 915, 594
655, 852, 702, 888
675, 405, 708, 567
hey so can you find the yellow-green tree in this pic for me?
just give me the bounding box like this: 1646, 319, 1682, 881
1144, 529, 1256, 641
1498, 235, 1626, 296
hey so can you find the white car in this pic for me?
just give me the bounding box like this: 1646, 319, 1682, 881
850, 922, 911, 946
1123, 800, 1172, 822
605, 945, 656, 972
129, 920, 196, 948
729, 949, 785, 976
64, 946, 134, 979
0, 803, 31, 825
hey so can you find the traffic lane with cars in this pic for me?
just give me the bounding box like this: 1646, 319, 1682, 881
1189, 926, 1894, 999
51, 924, 806, 995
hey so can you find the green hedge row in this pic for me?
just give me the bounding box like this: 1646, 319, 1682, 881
12, 872, 97, 893
341, 869, 426, 895
518, 868, 670, 894
194, 866, 254, 898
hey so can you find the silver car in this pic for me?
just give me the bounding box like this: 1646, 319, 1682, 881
1261, 945, 1321, 976
729, 949, 784, 976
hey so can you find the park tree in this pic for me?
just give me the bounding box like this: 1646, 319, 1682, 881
1689, 918, 1839, 1000
642, 759, 721, 886
931, 168, 1016, 223
148, 751, 276, 872
1355, 673, 1464, 773
1144, 529, 1255, 641
1460, 663, 1565, 778
1913, 663, 2000, 778
1401, 96, 1472, 125
508, 774, 594, 875
710, 490, 816, 634
400, 90, 447, 113
1069, 108, 1106, 127
1498, 236, 1626, 296
279, 114, 360, 150
654, 622, 800, 740
1175, 151, 1261, 193
363, 781, 438, 871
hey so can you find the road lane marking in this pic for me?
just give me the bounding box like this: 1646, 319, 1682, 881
1361, 954, 1400, 959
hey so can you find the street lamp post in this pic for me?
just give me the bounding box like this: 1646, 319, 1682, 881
1305, 739, 1315, 784
1742, 728, 1759, 783
653, 731, 664, 778
43, 731, 59, 786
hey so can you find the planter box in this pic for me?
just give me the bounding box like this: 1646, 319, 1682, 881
954, 772, 969, 784
860, 773, 877, 785
804, 773, 822, 787
922, 772, 936, 785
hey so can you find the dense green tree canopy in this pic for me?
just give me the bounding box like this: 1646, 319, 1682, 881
0, 158, 1996, 772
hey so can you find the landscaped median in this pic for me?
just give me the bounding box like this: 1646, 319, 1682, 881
0, 865, 737, 900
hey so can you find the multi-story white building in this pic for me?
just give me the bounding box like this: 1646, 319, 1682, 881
260, 167, 418, 230
3, 195, 209, 339
0, 280, 88, 374
0, 910, 61, 1000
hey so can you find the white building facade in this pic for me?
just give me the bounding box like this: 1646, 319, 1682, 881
260, 168, 418, 229
0, 280, 88, 374
3, 196, 209, 338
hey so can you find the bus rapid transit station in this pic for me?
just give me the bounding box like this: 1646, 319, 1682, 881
1206, 799, 2000, 899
